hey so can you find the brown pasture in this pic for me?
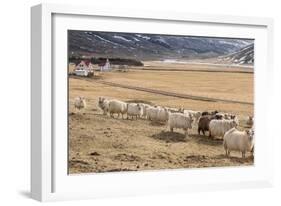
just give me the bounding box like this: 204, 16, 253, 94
68, 62, 254, 174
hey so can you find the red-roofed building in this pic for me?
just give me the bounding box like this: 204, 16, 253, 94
74, 60, 94, 76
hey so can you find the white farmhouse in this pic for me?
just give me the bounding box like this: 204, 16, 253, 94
99, 59, 111, 72
74, 60, 94, 77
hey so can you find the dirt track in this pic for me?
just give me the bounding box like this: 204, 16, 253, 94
71, 76, 253, 105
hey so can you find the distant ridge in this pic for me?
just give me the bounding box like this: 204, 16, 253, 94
68, 31, 253, 61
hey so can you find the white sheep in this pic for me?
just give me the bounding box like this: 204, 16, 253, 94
139, 103, 151, 119
108, 100, 128, 119
167, 107, 183, 113
146, 106, 169, 122
146, 106, 159, 122
209, 119, 238, 138
223, 128, 254, 158
127, 103, 142, 120
157, 107, 169, 122
74, 96, 86, 112
168, 112, 193, 136
98, 97, 110, 115
184, 110, 201, 123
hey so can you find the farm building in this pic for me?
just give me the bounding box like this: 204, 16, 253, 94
73, 60, 94, 77
99, 59, 111, 72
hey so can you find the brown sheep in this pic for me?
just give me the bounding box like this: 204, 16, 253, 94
198, 116, 211, 136
198, 114, 220, 136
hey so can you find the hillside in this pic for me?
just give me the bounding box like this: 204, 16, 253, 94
217, 44, 254, 65
68, 30, 252, 61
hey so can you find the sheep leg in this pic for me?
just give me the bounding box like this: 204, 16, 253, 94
170, 127, 173, 132
198, 128, 201, 135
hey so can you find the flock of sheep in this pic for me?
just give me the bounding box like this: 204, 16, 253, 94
74, 96, 255, 159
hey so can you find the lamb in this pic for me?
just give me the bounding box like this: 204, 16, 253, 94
108, 100, 128, 119
168, 112, 193, 136
223, 128, 254, 158
74, 96, 86, 111
127, 103, 142, 120
98, 97, 110, 115
209, 119, 238, 138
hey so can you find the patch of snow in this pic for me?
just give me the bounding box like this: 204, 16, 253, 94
156, 37, 167, 44
135, 34, 150, 40
217, 40, 251, 48
113, 35, 132, 42
93, 34, 126, 48
133, 37, 140, 42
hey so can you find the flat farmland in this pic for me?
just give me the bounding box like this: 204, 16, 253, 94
68, 62, 254, 174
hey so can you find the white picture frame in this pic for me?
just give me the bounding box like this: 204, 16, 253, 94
31, 3, 274, 202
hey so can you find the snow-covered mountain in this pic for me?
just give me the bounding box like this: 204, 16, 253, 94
218, 44, 254, 65
68, 30, 253, 61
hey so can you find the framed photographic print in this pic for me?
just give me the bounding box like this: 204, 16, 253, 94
31, 3, 274, 201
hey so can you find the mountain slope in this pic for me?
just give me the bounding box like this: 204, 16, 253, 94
218, 44, 254, 65
68, 31, 252, 61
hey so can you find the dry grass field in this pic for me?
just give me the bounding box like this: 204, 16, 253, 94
68, 62, 254, 174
